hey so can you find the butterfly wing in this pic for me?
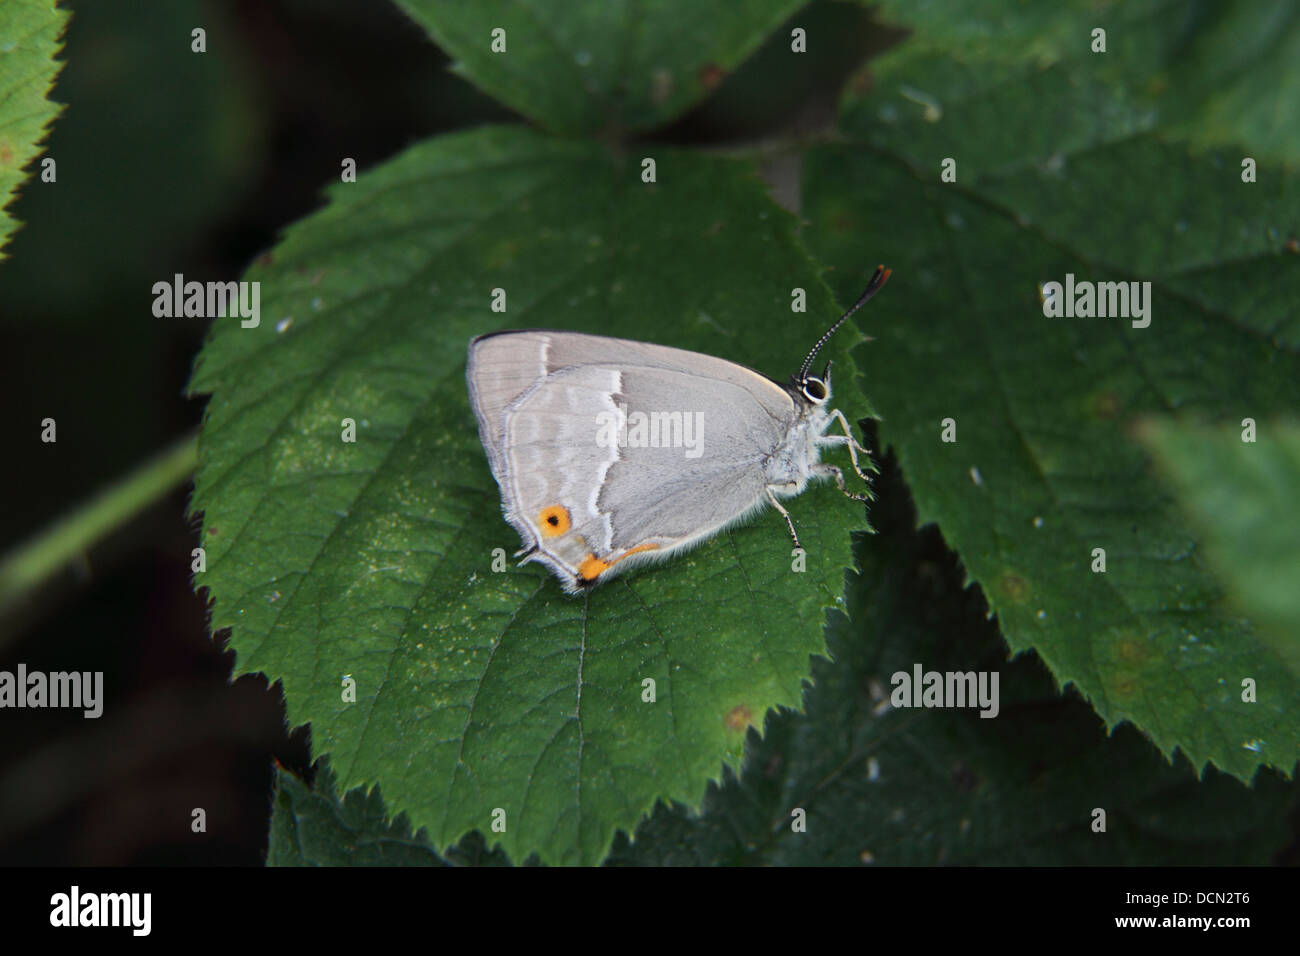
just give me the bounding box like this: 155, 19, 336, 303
466, 331, 797, 591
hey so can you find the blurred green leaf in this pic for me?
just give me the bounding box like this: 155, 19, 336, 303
0, 0, 68, 259
1140, 419, 1300, 675
0, 0, 260, 314
869, 0, 1173, 63
804, 37, 1300, 782
190, 124, 876, 866
1168, 1, 1300, 162
395, 0, 808, 135
868, 0, 1300, 165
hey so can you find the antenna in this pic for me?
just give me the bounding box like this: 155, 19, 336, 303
798, 265, 891, 382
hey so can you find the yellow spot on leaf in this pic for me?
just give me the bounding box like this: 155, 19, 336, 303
724, 705, 754, 732
1000, 572, 1029, 603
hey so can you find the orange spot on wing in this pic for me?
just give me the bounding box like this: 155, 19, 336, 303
538, 505, 571, 537
577, 543, 659, 582
578, 554, 610, 581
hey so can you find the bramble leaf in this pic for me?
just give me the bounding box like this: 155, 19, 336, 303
268, 496, 1297, 865
394, 0, 808, 135
869, 0, 1300, 165
191, 124, 874, 865
803, 36, 1300, 781
0, 0, 68, 259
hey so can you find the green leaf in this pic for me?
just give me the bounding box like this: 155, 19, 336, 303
1168, 1, 1300, 163
265, 493, 1298, 865
268, 763, 512, 866
839, 27, 1299, 349
0, 0, 69, 259
609, 508, 1297, 865
867, 0, 1300, 164
869, 0, 1150, 59
1140, 419, 1300, 675
190, 124, 875, 866
394, 0, 808, 135
803, 42, 1300, 781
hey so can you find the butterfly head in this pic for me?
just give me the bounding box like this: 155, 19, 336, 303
789, 265, 889, 408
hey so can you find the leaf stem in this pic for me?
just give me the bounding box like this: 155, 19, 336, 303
0, 430, 198, 621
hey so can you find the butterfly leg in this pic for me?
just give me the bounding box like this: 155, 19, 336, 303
813, 463, 872, 502
765, 485, 803, 552
822, 408, 874, 482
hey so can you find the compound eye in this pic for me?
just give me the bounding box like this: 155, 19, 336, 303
801, 377, 828, 404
